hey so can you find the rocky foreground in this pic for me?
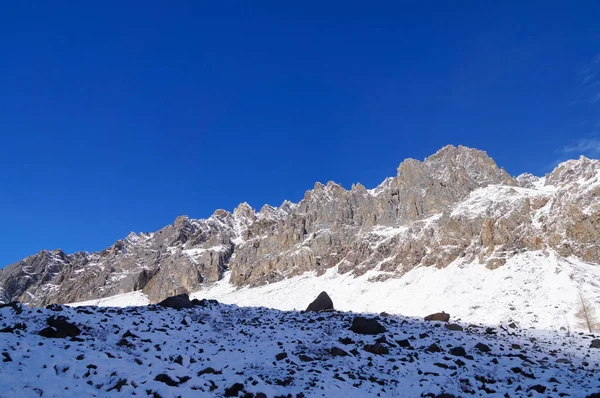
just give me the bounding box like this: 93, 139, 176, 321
1, 296, 599, 397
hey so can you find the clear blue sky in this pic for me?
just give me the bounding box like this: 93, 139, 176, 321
1, 2, 600, 267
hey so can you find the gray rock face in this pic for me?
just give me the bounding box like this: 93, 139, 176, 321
1, 145, 599, 306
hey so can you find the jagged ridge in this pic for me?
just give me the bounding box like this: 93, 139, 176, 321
1, 145, 599, 306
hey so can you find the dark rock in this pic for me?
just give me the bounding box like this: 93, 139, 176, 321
474, 343, 490, 353
511, 367, 535, 379
178, 376, 191, 384
339, 337, 354, 345
2, 352, 12, 362
528, 385, 546, 393
191, 298, 219, 307
275, 352, 287, 361
590, 339, 600, 349
197, 367, 218, 376
306, 291, 334, 312
329, 347, 349, 357
116, 338, 135, 348
106, 379, 128, 392
0, 323, 26, 334
364, 343, 389, 355
0, 302, 22, 314
122, 330, 139, 339
157, 294, 193, 309
396, 339, 412, 349
425, 343, 442, 353
424, 312, 450, 322
349, 317, 386, 335
46, 304, 63, 311
38, 316, 81, 338
375, 335, 395, 347
445, 323, 463, 331
154, 374, 178, 386
298, 354, 314, 362
449, 347, 467, 357
224, 383, 245, 397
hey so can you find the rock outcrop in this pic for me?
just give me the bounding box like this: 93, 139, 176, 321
1, 145, 599, 306
425, 312, 451, 322
306, 291, 334, 312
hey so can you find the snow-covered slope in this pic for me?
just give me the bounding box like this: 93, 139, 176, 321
193, 251, 600, 332
70, 250, 600, 332
2, 300, 599, 397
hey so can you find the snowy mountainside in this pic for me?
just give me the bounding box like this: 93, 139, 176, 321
1, 300, 600, 397
72, 250, 600, 332
1, 145, 599, 318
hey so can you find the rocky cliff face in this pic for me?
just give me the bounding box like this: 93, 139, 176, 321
1, 145, 599, 306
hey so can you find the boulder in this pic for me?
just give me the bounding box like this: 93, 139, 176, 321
425, 343, 442, 353
329, 347, 349, 357
349, 316, 386, 335
224, 383, 245, 397
38, 316, 81, 338
157, 293, 193, 309
445, 323, 463, 331
364, 343, 389, 355
191, 298, 219, 307
306, 291, 334, 312
590, 339, 600, 349
474, 342, 490, 353
424, 312, 450, 322
449, 346, 467, 357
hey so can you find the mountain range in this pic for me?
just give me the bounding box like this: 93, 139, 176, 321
1, 145, 599, 330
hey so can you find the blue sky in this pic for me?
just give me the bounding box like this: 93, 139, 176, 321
1, 2, 600, 267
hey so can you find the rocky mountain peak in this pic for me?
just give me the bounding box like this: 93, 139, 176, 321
546, 155, 600, 186
233, 202, 256, 223
516, 173, 541, 188
423, 145, 513, 186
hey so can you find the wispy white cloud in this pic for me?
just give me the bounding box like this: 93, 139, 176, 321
562, 138, 600, 157
582, 72, 597, 86
579, 53, 600, 104
549, 137, 600, 171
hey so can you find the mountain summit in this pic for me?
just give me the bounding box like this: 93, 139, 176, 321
1, 145, 599, 324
